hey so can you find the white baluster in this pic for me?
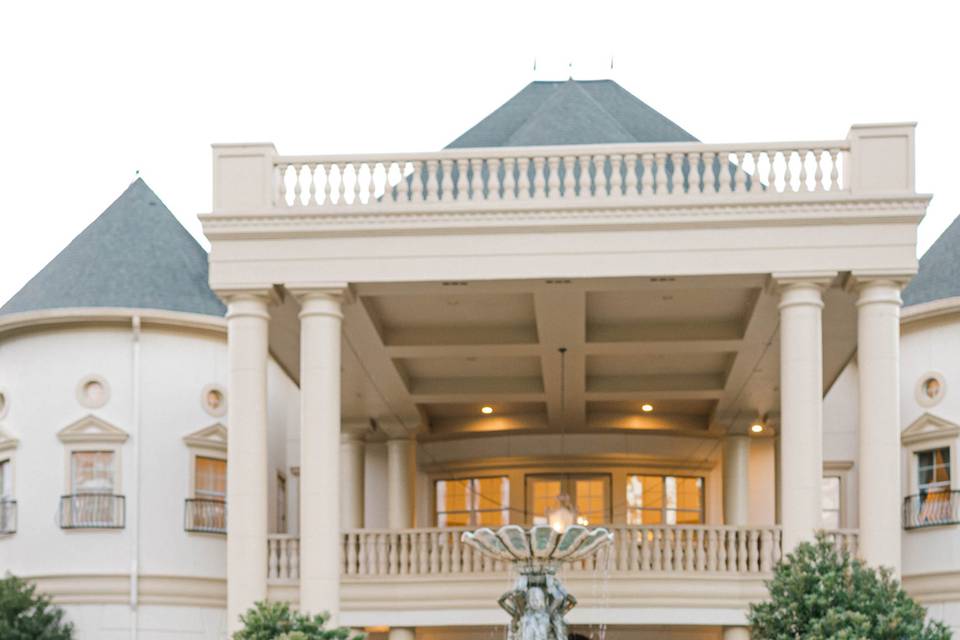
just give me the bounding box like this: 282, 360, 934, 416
563, 156, 576, 199
686, 152, 701, 194
419, 532, 429, 574
750, 152, 765, 193
347, 532, 357, 575
292, 164, 304, 206
351, 164, 362, 205
532, 157, 546, 199
829, 148, 840, 191
684, 529, 694, 571
267, 538, 278, 579
717, 152, 731, 194
726, 529, 737, 572
502, 157, 516, 201
546, 156, 560, 199
425, 160, 439, 202
430, 532, 440, 573
275, 164, 288, 207
768, 151, 778, 193
760, 529, 773, 572
440, 531, 451, 573
671, 152, 684, 195
662, 528, 673, 570
638, 528, 649, 571
389, 532, 398, 575
798, 149, 809, 192
517, 157, 531, 199
321, 163, 333, 205
578, 155, 591, 196
624, 154, 638, 196
593, 155, 607, 196
737, 529, 748, 573
377, 533, 388, 575
748, 529, 759, 572
651, 529, 663, 571
358, 533, 368, 575
290, 538, 299, 579
451, 530, 461, 573
701, 152, 715, 195
734, 152, 746, 193
813, 148, 824, 192
470, 158, 484, 200
696, 528, 706, 571
654, 152, 668, 194
440, 159, 454, 202
305, 164, 317, 206
706, 529, 717, 572
486, 158, 501, 201
610, 154, 623, 196
455, 158, 469, 201
783, 149, 794, 193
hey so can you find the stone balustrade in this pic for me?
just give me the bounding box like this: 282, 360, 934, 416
271, 141, 849, 209
263, 525, 862, 583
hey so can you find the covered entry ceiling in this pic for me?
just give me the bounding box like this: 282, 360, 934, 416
278, 274, 857, 439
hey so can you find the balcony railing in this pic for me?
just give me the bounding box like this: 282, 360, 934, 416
272, 140, 849, 210
184, 498, 226, 534
904, 491, 960, 529
0, 498, 16, 535
268, 525, 794, 582
59, 494, 125, 529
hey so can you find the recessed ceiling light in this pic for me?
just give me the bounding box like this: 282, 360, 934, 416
641, 403, 654, 412
751, 423, 764, 433
481, 406, 494, 415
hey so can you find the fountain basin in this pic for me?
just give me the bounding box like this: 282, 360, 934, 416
461, 524, 613, 565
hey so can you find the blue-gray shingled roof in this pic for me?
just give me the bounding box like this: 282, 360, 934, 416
903, 213, 960, 307
447, 79, 699, 148
0, 178, 226, 317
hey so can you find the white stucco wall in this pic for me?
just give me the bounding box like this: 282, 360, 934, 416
822, 307, 960, 634
0, 315, 298, 640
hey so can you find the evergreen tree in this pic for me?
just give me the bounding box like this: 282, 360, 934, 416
749, 534, 951, 639
0, 574, 73, 640
234, 600, 364, 640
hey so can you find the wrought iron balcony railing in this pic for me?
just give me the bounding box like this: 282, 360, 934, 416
0, 498, 16, 535
904, 490, 960, 529
184, 498, 226, 534
59, 493, 125, 529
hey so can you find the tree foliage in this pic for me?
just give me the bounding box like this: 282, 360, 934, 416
0, 574, 73, 640
749, 534, 951, 639
234, 601, 364, 640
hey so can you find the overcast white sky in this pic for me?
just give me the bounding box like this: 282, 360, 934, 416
1, 1, 957, 305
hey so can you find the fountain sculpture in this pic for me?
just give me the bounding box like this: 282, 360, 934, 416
462, 524, 614, 640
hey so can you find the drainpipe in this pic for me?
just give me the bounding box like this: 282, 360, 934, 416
130, 315, 142, 640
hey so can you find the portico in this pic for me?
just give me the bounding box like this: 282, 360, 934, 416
205, 120, 925, 635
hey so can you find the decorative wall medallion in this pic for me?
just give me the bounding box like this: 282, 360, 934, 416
916, 372, 946, 408
76, 376, 110, 409
201, 384, 227, 418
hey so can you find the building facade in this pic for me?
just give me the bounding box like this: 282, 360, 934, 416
0, 80, 956, 639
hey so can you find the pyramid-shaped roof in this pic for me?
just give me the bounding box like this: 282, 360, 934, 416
0, 179, 225, 317
903, 213, 960, 307
447, 79, 698, 149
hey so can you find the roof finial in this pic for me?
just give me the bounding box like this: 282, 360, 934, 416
568, 60, 573, 80
532, 57, 537, 72
610, 56, 614, 70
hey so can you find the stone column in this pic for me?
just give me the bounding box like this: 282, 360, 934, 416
298, 290, 345, 622
722, 627, 751, 640
225, 293, 270, 634
856, 278, 903, 574
723, 433, 750, 526
777, 279, 827, 552
387, 438, 416, 529
340, 429, 366, 530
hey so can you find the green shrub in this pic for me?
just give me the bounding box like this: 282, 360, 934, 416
234, 600, 364, 640
0, 574, 73, 640
749, 533, 951, 639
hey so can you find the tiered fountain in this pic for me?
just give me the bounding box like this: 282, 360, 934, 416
462, 524, 614, 640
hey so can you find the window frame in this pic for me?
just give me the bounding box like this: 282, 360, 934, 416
525, 473, 612, 527
434, 475, 510, 528
625, 473, 705, 525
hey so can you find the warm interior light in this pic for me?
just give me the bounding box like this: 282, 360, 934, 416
546, 494, 576, 533
481, 406, 494, 414
751, 423, 764, 433
641, 403, 654, 412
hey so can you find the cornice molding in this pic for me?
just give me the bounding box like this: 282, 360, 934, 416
901, 412, 960, 446
58, 414, 129, 444
0, 308, 226, 341
183, 423, 228, 452
200, 194, 931, 240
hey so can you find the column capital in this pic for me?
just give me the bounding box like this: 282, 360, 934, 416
846, 271, 911, 304
292, 285, 350, 320
771, 271, 838, 290
222, 290, 273, 320
341, 420, 370, 444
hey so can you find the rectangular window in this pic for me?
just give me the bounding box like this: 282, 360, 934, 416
0, 459, 10, 498
72, 451, 115, 493
527, 474, 611, 527
917, 447, 951, 496
435, 476, 509, 527
194, 456, 226, 500
276, 473, 287, 533
626, 475, 704, 525
821, 476, 841, 529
